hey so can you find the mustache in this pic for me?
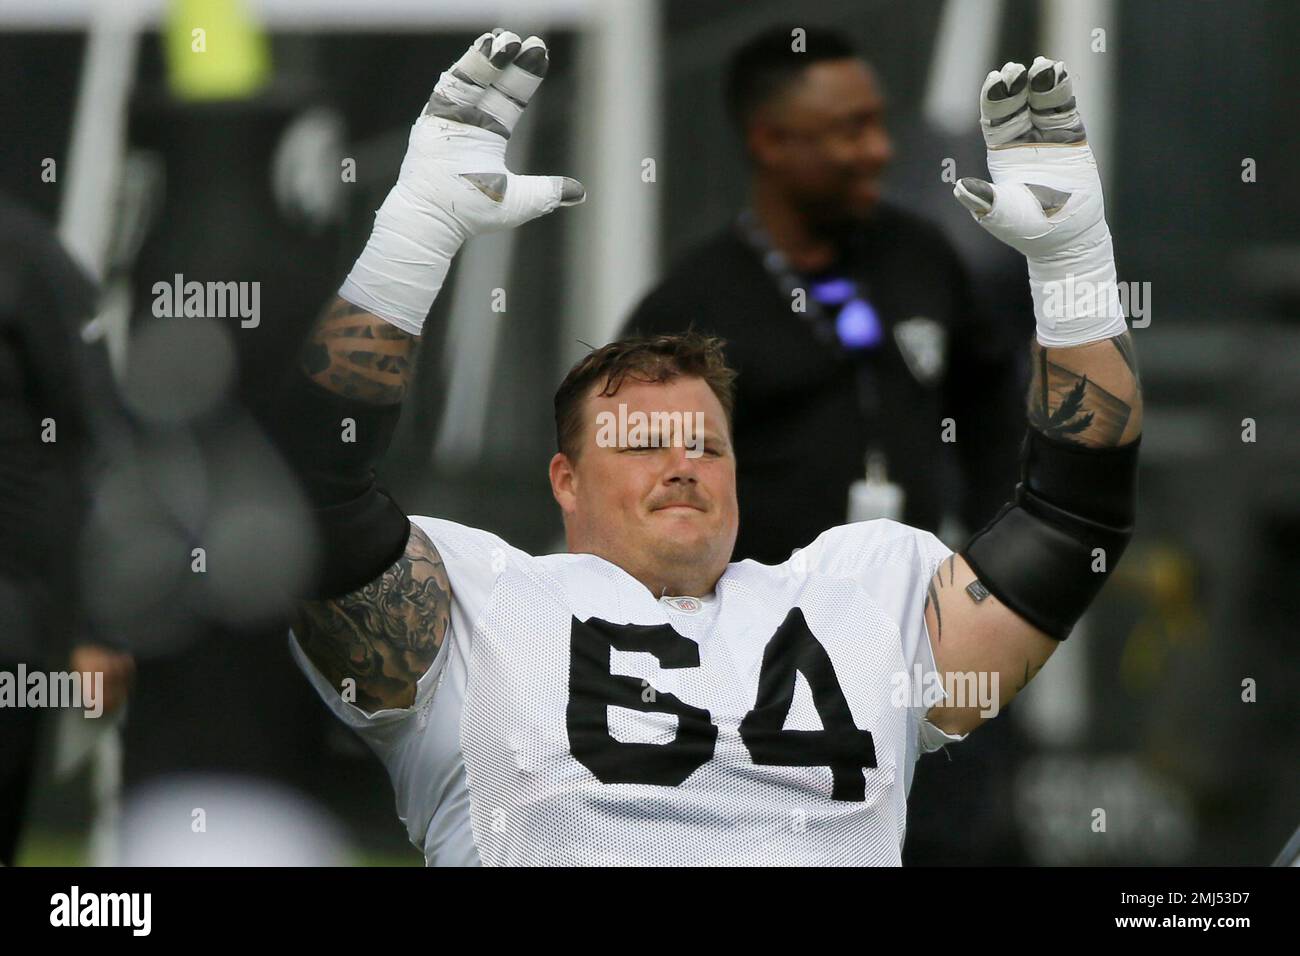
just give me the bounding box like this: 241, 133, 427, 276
648, 491, 708, 512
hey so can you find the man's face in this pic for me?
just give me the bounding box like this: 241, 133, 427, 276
753, 58, 894, 221
549, 376, 739, 596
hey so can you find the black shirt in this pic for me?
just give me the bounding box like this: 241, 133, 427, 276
622, 201, 1025, 564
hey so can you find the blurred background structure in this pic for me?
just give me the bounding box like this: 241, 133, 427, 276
0, 0, 1295, 865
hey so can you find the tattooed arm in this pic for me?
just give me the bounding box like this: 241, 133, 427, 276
290, 298, 450, 713
921, 51, 1146, 735
285, 31, 580, 714
299, 297, 421, 405
292, 522, 450, 713
923, 331, 1142, 734
1027, 331, 1142, 448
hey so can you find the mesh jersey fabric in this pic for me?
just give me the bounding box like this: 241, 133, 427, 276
291, 516, 967, 865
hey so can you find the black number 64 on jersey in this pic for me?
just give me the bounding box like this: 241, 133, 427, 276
566, 608, 877, 801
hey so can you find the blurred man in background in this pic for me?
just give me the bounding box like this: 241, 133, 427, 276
0, 194, 133, 866
623, 25, 1024, 564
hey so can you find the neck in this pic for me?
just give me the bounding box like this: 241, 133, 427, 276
637, 571, 719, 601
571, 541, 722, 598
752, 177, 839, 273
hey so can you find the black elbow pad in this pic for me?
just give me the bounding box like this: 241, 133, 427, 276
961, 429, 1139, 640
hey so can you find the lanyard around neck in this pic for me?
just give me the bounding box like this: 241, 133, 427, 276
734, 208, 883, 355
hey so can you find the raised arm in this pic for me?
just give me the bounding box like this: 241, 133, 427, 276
923, 58, 1140, 735
287, 297, 445, 713
270, 29, 583, 713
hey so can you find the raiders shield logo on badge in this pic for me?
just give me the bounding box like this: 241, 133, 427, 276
893, 316, 947, 387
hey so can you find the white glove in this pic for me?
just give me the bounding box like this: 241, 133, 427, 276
340, 29, 585, 335
953, 57, 1127, 348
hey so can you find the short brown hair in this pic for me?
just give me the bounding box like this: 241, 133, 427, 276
554, 331, 737, 459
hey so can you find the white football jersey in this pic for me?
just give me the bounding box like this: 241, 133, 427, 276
291, 516, 966, 866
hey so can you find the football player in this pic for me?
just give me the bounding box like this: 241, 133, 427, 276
270, 30, 1141, 865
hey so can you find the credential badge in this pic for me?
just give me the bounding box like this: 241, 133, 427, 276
893, 316, 946, 387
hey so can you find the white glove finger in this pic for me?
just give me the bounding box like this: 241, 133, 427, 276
1027, 56, 1086, 144
492, 172, 585, 229
478, 35, 549, 136
980, 62, 1029, 147
430, 32, 495, 109
953, 176, 994, 216
964, 179, 1053, 247
984, 181, 1052, 239
460, 170, 583, 206
425, 30, 522, 138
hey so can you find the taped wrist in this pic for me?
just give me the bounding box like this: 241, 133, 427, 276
337, 176, 463, 336
961, 429, 1139, 640
267, 371, 411, 600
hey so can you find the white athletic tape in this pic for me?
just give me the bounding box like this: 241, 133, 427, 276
448, 32, 499, 87
477, 87, 525, 131
434, 69, 488, 109
972, 142, 1126, 346
496, 66, 543, 104
338, 110, 564, 334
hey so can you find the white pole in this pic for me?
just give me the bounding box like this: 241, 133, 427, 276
56, 0, 144, 281
924, 0, 1005, 135
51, 0, 143, 866
1039, 0, 1116, 192
561, 0, 661, 369
89, 715, 125, 865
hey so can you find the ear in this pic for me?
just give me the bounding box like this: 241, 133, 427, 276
549, 451, 578, 515
748, 119, 786, 169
